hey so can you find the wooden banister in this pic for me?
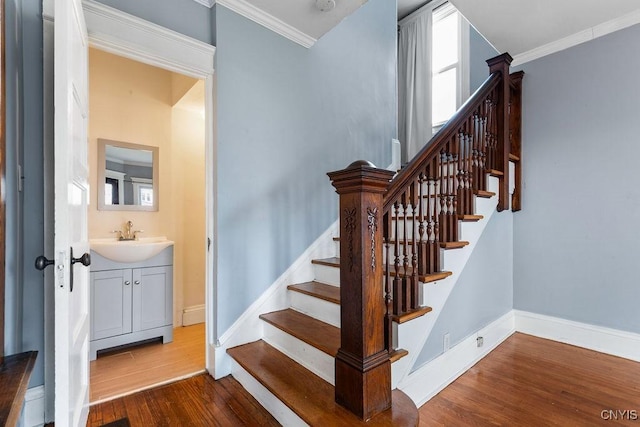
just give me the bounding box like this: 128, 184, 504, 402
326, 53, 523, 420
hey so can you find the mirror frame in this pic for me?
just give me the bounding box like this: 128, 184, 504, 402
97, 138, 159, 212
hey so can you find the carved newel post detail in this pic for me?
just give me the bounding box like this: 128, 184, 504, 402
327, 160, 395, 420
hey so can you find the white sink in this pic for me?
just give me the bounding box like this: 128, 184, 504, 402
90, 237, 174, 263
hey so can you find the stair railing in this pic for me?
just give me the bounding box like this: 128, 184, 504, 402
327, 53, 522, 419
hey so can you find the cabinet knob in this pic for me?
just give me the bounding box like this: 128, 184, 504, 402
124, 281, 131, 286
134, 280, 140, 285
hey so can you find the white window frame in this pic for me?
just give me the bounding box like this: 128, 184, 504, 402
430, 1, 470, 133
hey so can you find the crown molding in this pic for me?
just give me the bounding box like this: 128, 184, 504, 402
216, 0, 316, 48
193, 0, 216, 7
82, 0, 215, 78
512, 8, 640, 67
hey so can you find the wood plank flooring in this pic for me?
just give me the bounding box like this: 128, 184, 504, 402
87, 374, 279, 427
420, 332, 640, 426
89, 332, 640, 426
90, 323, 205, 403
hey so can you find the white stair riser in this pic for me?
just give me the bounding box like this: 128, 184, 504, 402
231, 360, 308, 427
313, 263, 340, 286
262, 322, 335, 385
289, 292, 340, 328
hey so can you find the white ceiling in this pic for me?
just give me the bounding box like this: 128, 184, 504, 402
214, 0, 368, 47
212, 0, 640, 63
400, 0, 640, 64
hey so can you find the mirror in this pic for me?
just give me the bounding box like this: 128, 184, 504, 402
97, 139, 159, 211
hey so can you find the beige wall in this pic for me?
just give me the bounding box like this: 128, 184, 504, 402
172, 81, 206, 309
88, 49, 205, 324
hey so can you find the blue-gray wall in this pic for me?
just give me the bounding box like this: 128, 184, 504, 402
513, 23, 640, 334
214, 0, 397, 336
469, 26, 498, 93
3, 0, 45, 386
95, 0, 215, 45
412, 211, 513, 368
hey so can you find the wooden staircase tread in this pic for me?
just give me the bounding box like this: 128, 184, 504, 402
227, 340, 419, 426
458, 214, 484, 221
287, 281, 340, 305
260, 309, 340, 357
488, 169, 504, 177
311, 257, 340, 268
440, 241, 469, 249
389, 348, 409, 363
391, 306, 433, 324
315, 257, 452, 283
388, 268, 453, 283
474, 189, 496, 198
509, 153, 520, 162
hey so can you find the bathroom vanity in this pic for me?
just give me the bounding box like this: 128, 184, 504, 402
89, 244, 173, 360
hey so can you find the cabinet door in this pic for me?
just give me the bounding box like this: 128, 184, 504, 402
132, 266, 173, 332
90, 270, 133, 340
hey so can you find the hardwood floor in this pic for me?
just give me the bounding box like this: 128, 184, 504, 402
420, 333, 640, 426
87, 374, 279, 427
89, 332, 640, 426
90, 323, 205, 403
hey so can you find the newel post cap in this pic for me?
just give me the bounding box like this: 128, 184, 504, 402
486, 52, 513, 74
327, 160, 395, 194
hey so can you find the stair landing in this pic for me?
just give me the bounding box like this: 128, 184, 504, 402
228, 340, 419, 426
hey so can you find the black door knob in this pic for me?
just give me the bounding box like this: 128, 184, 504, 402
35, 255, 55, 271
71, 252, 91, 267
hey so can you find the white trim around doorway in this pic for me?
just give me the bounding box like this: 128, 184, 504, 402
81, 0, 218, 375
40, 1, 217, 422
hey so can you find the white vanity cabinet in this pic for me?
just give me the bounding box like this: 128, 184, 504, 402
89, 246, 173, 360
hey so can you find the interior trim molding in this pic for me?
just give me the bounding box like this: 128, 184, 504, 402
216, 0, 316, 48
214, 219, 339, 379
512, 8, 640, 66
192, 0, 215, 8
82, 0, 216, 78
514, 310, 640, 363
398, 311, 515, 407
22, 386, 45, 427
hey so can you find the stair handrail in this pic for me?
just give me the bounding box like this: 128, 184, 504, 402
383, 72, 501, 208
326, 52, 522, 420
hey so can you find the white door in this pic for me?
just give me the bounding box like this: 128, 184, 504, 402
53, 0, 91, 425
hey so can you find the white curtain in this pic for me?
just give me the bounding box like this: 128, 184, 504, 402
398, 10, 432, 163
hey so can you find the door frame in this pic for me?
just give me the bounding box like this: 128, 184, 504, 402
43, 0, 217, 419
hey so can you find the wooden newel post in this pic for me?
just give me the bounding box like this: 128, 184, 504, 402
327, 160, 395, 420
487, 52, 513, 212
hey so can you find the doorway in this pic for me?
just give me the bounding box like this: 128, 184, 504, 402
87, 48, 207, 402
42, 2, 216, 418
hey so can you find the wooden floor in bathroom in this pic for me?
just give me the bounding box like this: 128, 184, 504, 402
90, 323, 206, 403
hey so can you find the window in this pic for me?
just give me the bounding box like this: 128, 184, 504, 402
431, 2, 469, 131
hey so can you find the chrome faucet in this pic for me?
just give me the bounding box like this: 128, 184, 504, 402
112, 220, 144, 241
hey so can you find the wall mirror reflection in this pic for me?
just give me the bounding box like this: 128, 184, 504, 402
97, 138, 159, 211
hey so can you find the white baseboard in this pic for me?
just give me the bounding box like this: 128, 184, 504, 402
399, 311, 515, 407
214, 220, 339, 379
514, 310, 640, 363
182, 304, 206, 326
20, 386, 45, 427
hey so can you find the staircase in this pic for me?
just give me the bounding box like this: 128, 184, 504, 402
226, 53, 523, 425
